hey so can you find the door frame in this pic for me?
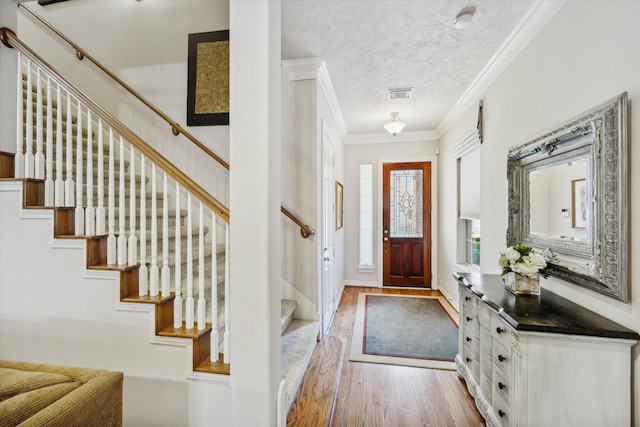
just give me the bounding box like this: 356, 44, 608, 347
376, 156, 438, 289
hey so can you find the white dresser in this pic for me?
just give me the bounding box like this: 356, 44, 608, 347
455, 272, 639, 427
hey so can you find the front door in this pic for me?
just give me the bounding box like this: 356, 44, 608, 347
382, 162, 432, 287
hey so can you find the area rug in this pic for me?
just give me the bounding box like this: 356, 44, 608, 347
349, 293, 459, 370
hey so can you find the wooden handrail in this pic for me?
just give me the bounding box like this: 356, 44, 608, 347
281, 206, 315, 238
18, 3, 229, 170
1, 27, 229, 223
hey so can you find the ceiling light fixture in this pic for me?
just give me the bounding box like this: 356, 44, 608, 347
454, 7, 476, 30
384, 112, 406, 136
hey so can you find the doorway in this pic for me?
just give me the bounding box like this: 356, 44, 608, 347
321, 129, 336, 333
382, 162, 432, 287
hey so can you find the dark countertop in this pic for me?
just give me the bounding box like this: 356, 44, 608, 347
455, 272, 640, 341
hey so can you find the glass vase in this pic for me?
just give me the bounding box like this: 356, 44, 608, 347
503, 271, 540, 296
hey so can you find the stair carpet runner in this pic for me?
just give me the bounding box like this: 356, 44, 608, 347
17, 72, 319, 412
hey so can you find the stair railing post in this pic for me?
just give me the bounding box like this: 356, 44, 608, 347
85, 110, 95, 235
161, 172, 170, 297
116, 136, 127, 264
24, 60, 34, 178
64, 92, 74, 207
106, 128, 116, 264
149, 163, 159, 296
210, 214, 219, 362
74, 99, 84, 235
186, 192, 194, 329
44, 74, 54, 205
15, 52, 24, 178
128, 145, 137, 265
139, 154, 148, 296
35, 67, 44, 179
173, 183, 182, 328
197, 201, 205, 330
95, 118, 105, 233
53, 82, 63, 206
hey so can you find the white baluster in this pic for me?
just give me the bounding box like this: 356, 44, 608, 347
35, 68, 44, 179
85, 111, 95, 235
223, 222, 230, 364
149, 163, 159, 296
44, 75, 53, 205
54, 83, 63, 206
14, 52, 24, 178
75, 99, 84, 235
96, 119, 105, 234
173, 183, 182, 328
210, 215, 219, 362
197, 202, 206, 330
161, 173, 170, 297
139, 154, 148, 296
107, 128, 116, 265
64, 92, 74, 207
117, 136, 127, 264
128, 146, 137, 265
24, 61, 34, 178
185, 193, 194, 329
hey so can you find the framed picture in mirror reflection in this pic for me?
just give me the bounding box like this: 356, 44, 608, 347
571, 178, 587, 229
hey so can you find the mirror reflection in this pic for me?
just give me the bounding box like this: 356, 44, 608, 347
529, 158, 588, 242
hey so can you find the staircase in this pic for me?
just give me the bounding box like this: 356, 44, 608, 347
1, 27, 319, 419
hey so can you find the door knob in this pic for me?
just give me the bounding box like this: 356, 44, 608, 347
383, 237, 389, 242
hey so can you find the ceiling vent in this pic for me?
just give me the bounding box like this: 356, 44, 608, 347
387, 87, 414, 100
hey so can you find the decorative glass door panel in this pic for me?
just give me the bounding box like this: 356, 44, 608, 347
383, 162, 431, 287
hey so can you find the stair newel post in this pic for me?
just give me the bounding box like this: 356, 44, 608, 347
35, 68, 44, 179
161, 172, 170, 297
24, 60, 34, 179
139, 154, 148, 296
197, 201, 205, 330
106, 128, 116, 265
210, 214, 219, 362
186, 192, 194, 330
74, 99, 84, 235
116, 136, 127, 264
15, 52, 24, 178
96, 118, 105, 234
64, 92, 74, 207
54, 83, 63, 206
44, 75, 54, 206
223, 222, 230, 364
149, 163, 159, 296
173, 182, 182, 328
127, 145, 137, 265
85, 111, 95, 236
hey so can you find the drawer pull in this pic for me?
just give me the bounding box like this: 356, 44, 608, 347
466, 337, 472, 342
498, 354, 506, 362
498, 410, 506, 418
465, 296, 471, 301
496, 327, 504, 334
498, 382, 506, 390
466, 316, 472, 322
466, 357, 472, 363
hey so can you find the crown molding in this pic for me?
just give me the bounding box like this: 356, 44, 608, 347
437, 0, 566, 136
316, 61, 348, 139
345, 130, 439, 145
281, 57, 324, 81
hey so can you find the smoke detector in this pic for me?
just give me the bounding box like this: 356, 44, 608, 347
387, 87, 414, 100
454, 7, 476, 30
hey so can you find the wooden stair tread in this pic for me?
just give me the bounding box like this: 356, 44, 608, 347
121, 293, 174, 304
286, 335, 343, 427
195, 355, 230, 375
158, 323, 212, 339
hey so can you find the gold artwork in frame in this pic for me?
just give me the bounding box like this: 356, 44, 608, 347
187, 30, 229, 126
336, 181, 344, 230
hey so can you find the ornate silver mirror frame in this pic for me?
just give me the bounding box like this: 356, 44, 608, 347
507, 92, 628, 302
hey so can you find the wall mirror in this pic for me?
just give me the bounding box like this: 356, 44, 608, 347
507, 92, 628, 302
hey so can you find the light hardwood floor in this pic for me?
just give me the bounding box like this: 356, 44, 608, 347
287, 286, 485, 427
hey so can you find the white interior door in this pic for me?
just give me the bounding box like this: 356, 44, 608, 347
321, 130, 335, 334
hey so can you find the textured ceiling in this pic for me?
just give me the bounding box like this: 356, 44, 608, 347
282, 0, 537, 136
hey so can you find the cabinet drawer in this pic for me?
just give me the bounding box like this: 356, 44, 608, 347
491, 312, 512, 349
480, 371, 492, 405
462, 344, 479, 379
477, 300, 491, 327
480, 325, 492, 353
493, 366, 510, 408
492, 393, 511, 427
461, 287, 478, 316
492, 340, 511, 377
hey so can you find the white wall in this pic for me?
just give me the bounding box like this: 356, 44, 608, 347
343, 139, 439, 287
438, 1, 640, 422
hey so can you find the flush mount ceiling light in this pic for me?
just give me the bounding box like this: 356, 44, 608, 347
454, 6, 476, 30
384, 112, 406, 136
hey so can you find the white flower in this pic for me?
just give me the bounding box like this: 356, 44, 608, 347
528, 252, 547, 270
498, 254, 509, 268
504, 247, 521, 262
512, 257, 540, 278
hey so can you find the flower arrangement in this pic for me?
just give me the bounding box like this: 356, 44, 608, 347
498, 244, 551, 279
